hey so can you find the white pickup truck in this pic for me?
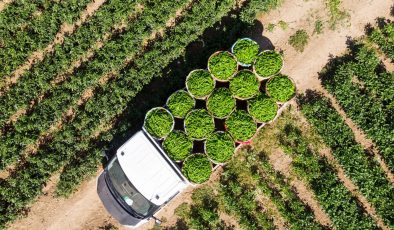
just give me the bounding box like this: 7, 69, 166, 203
97, 130, 190, 228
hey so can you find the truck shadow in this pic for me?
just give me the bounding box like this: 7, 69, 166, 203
98, 16, 273, 161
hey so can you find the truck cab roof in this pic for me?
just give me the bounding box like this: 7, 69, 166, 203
116, 131, 189, 206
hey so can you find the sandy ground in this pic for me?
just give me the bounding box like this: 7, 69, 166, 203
0, 0, 13, 12
7, 172, 120, 230
5, 0, 394, 229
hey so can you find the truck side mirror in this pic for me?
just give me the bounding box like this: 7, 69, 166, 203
101, 150, 109, 161
152, 216, 162, 225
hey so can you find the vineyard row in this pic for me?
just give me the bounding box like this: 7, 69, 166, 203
0, 0, 190, 169
0, 0, 237, 227
298, 92, 394, 228
0, 0, 92, 77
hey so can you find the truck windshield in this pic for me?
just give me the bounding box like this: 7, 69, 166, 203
107, 158, 154, 217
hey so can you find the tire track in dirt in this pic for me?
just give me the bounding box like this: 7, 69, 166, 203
0, 0, 107, 94
6, 169, 117, 230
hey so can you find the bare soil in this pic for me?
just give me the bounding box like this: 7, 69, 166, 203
7, 170, 121, 230
4, 0, 393, 229
256, 194, 288, 230
0, 0, 12, 12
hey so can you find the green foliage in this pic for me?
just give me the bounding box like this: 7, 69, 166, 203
229, 70, 260, 99
298, 92, 394, 228
288, 29, 309, 52
232, 38, 260, 65
313, 19, 324, 35
0, 0, 236, 226
206, 132, 235, 163
0, 0, 140, 129
267, 23, 276, 32
55, 149, 102, 197
381, 22, 394, 39
166, 90, 195, 118
278, 123, 377, 229
243, 150, 324, 229
326, 0, 349, 30
174, 203, 190, 219
207, 88, 236, 118
144, 107, 174, 138
173, 187, 232, 230
248, 94, 277, 122
266, 75, 295, 102
0, 0, 181, 169
0, 0, 289, 227
163, 131, 193, 161
188, 187, 230, 229
278, 20, 288, 30
319, 43, 394, 173
254, 50, 283, 77
239, 0, 281, 24
182, 154, 212, 184
208, 51, 238, 81
225, 110, 256, 142
220, 163, 275, 230
0, 0, 91, 78
186, 69, 215, 99
368, 21, 394, 60
184, 109, 215, 140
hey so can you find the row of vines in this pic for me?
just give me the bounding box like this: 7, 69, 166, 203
298, 92, 394, 228
0, 0, 92, 77
319, 20, 394, 174
53, 0, 239, 193
0, 0, 242, 227
0, 0, 142, 127
7, 1, 386, 230
367, 20, 394, 59
243, 150, 323, 229
163, 104, 389, 230
277, 118, 378, 229
298, 19, 394, 229
0, 0, 189, 169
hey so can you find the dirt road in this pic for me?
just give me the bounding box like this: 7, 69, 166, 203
6, 0, 393, 229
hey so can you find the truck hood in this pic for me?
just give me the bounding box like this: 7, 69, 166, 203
116, 131, 188, 206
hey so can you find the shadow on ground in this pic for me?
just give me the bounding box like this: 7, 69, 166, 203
99, 16, 273, 160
